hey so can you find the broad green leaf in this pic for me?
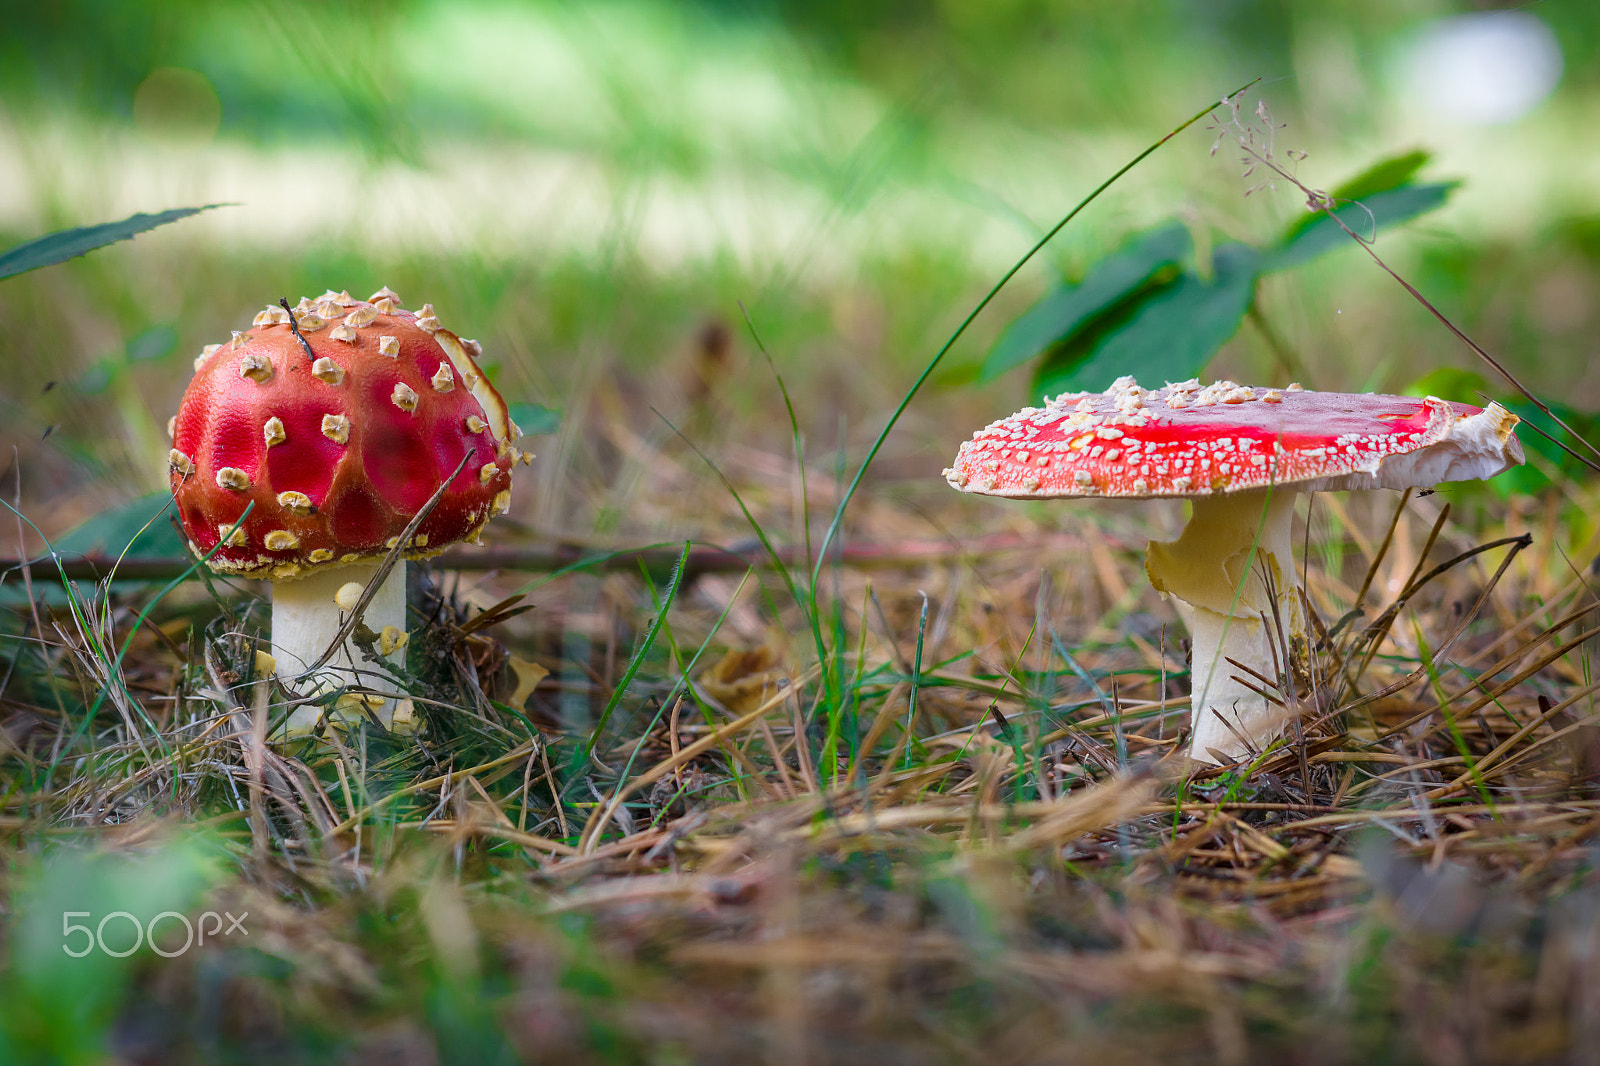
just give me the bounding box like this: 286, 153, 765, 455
51, 492, 185, 562
1033, 243, 1260, 400
980, 223, 1190, 382
508, 401, 561, 436
1271, 182, 1456, 271
1401, 367, 1492, 402
1281, 150, 1432, 245
0, 205, 227, 282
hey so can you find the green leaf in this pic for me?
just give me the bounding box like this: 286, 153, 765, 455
979, 223, 1191, 382
1400, 367, 1492, 402
1271, 182, 1457, 271
52, 492, 185, 562
1281, 150, 1432, 245
1033, 243, 1260, 400
508, 401, 561, 436
0, 205, 228, 282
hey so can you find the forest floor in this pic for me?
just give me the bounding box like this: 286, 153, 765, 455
4, 355, 1597, 1064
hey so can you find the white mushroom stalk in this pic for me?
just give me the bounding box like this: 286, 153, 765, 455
270, 562, 408, 733
944, 376, 1525, 765
1145, 487, 1304, 761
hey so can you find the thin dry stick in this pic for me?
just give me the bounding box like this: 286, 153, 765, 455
323, 741, 537, 837
1216, 92, 1600, 471
1454, 712, 1600, 783
1445, 604, 1598, 705
247, 679, 269, 861
1345, 504, 1452, 688
790, 694, 819, 795
1457, 596, 1596, 675
303, 448, 476, 677
855, 680, 910, 776
540, 740, 569, 840
1272, 800, 1600, 834
1342, 490, 1413, 633
701, 690, 787, 802
755, 714, 800, 799
668, 695, 685, 793
1423, 678, 1600, 800
333, 757, 358, 823
1, 531, 1113, 584
517, 746, 536, 834
399, 819, 577, 856
1330, 534, 1532, 722
577, 667, 822, 854
1375, 623, 1600, 743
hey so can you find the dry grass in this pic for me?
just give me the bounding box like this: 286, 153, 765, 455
4, 352, 1599, 1065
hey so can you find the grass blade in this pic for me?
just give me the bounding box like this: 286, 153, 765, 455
583, 540, 692, 757
0, 205, 230, 281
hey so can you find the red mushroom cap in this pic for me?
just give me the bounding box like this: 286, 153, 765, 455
944, 377, 1523, 500
168, 288, 525, 579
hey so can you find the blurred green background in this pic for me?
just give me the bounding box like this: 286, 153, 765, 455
2, 0, 1597, 544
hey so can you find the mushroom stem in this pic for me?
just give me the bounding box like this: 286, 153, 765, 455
271, 562, 407, 734
1145, 488, 1305, 763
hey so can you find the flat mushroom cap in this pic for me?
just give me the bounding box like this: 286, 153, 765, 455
168, 289, 525, 580
943, 377, 1524, 500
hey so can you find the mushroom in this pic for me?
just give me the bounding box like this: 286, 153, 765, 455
169, 288, 528, 733
944, 376, 1524, 764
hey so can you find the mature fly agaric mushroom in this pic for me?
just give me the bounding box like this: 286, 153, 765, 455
945, 376, 1523, 763
169, 288, 529, 731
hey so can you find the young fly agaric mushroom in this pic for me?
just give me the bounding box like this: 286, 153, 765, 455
169, 288, 530, 732
944, 376, 1524, 764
